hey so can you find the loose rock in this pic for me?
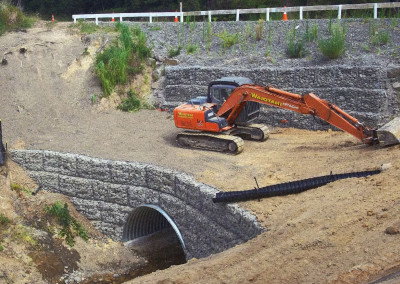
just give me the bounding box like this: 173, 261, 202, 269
385, 227, 399, 235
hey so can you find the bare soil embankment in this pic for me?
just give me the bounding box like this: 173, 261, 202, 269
0, 20, 400, 284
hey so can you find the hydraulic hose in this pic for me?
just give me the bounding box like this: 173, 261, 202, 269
212, 169, 381, 203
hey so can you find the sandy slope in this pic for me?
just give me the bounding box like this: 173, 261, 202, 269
1, 21, 400, 284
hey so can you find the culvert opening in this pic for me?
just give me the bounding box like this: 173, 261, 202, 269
123, 205, 186, 271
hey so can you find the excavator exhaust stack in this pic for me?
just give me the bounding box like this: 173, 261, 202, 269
377, 117, 400, 147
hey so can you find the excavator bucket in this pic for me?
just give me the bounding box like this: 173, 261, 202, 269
377, 117, 400, 147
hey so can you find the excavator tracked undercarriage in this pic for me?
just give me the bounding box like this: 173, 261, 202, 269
173, 77, 400, 153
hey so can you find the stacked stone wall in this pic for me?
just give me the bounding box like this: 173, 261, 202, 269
10, 150, 264, 260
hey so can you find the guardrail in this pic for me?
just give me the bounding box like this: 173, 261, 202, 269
72, 2, 400, 24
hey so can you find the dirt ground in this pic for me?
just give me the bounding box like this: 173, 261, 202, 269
1, 21, 400, 284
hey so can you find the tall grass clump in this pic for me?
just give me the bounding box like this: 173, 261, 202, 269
255, 19, 264, 41
95, 23, 150, 96
304, 22, 318, 42
318, 21, 346, 59
369, 20, 390, 46
286, 23, 305, 58
0, 2, 35, 35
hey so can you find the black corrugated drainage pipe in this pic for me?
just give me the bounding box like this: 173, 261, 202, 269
212, 169, 381, 203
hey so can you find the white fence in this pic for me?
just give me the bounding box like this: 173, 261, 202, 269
72, 2, 400, 24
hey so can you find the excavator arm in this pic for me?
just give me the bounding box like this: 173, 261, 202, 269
217, 85, 378, 144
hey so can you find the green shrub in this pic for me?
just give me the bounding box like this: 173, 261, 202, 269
117, 90, 141, 112
217, 30, 239, 49
318, 21, 346, 59
44, 201, 88, 247
286, 24, 306, 58
117, 89, 154, 112
95, 24, 150, 97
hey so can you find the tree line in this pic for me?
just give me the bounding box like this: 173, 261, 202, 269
9, 0, 397, 18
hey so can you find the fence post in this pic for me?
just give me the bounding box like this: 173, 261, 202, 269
180, 2, 184, 22
150, 14, 152, 23
338, 4, 342, 19
120, 15, 123, 22
300, 6, 303, 20
95, 17, 98, 25
374, 3, 378, 19
266, 8, 270, 21
236, 9, 240, 21
208, 10, 211, 22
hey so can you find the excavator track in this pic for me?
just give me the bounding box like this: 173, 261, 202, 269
229, 124, 270, 141
176, 131, 244, 154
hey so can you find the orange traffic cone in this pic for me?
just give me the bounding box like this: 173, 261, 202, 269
282, 6, 288, 21
52, 14, 54, 22
112, 12, 115, 22
174, 10, 178, 22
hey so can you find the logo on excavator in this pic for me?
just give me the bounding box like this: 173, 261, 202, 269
282, 102, 299, 110
250, 93, 282, 107
178, 112, 194, 118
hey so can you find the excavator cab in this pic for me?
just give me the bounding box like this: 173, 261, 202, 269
207, 77, 260, 124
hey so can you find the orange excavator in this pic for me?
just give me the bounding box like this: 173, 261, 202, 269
173, 77, 400, 153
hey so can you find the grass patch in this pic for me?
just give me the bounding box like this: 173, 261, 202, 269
12, 225, 36, 246
372, 30, 390, 46
11, 183, 32, 196
369, 20, 390, 46
318, 21, 346, 59
186, 43, 198, 54
95, 23, 150, 97
44, 201, 88, 247
168, 45, 182, 58
78, 21, 98, 34
0, 2, 35, 35
0, 213, 11, 227
217, 29, 239, 50
149, 25, 161, 31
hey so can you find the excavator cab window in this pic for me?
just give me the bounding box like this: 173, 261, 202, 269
210, 86, 235, 105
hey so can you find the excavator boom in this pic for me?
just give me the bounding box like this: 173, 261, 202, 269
217, 85, 378, 144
